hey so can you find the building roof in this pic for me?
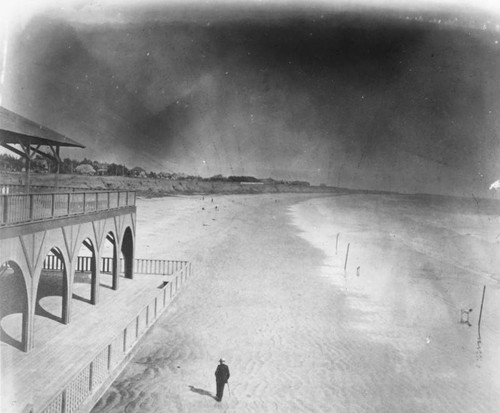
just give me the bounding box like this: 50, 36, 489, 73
0, 106, 84, 148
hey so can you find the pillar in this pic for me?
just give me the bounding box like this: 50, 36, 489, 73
62, 261, 73, 324
22, 300, 33, 352
112, 242, 119, 290
90, 250, 101, 305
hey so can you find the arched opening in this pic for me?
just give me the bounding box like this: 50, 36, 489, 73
121, 227, 134, 280
36, 247, 69, 327
74, 238, 98, 305
101, 231, 118, 290
0, 261, 29, 351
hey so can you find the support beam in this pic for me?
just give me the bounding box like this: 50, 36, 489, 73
1, 143, 28, 159
29, 145, 58, 164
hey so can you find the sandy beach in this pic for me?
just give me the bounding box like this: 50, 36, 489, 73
92, 193, 500, 412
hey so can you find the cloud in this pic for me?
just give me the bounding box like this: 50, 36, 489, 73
3, 2, 500, 197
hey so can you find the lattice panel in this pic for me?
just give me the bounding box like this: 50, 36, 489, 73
150, 302, 155, 322
163, 287, 168, 308
137, 308, 147, 337
152, 298, 158, 321
109, 335, 125, 369
157, 291, 164, 313
92, 347, 109, 389
41, 392, 64, 413
125, 320, 136, 351
65, 367, 91, 413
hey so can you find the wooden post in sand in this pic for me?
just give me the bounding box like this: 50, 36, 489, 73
344, 243, 350, 272
336, 233, 340, 255
478, 285, 486, 339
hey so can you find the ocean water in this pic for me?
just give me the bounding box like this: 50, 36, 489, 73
290, 193, 500, 411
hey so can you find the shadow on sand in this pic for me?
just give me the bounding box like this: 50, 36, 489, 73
189, 385, 217, 400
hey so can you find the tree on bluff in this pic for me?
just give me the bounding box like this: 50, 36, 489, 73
0, 154, 24, 172
75, 164, 96, 175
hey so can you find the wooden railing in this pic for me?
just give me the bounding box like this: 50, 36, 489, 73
38, 261, 192, 413
134, 259, 189, 275
0, 191, 136, 227
0, 184, 103, 195
43, 256, 189, 277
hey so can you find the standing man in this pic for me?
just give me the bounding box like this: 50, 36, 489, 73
215, 358, 230, 401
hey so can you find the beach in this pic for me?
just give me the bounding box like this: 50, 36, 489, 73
92, 193, 500, 412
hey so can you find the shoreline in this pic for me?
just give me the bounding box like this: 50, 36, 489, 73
2, 171, 500, 203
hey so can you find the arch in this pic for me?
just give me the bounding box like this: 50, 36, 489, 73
0, 260, 30, 352
34, 236, 71, 290
34, 247, 69, 348
74, 237, 99, 305
100, 231, 119, 290
121, 226, 134, 280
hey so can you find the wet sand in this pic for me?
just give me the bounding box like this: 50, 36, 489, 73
92, 193, 500, 412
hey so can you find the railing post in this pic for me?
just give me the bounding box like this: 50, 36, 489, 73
126, 191, 129, 206
51, 193, 55, 217
107, 343, 112, 371
107, 191, 110, 209
123, 328, 127, 352
83, 192, 86, 213
62, 389, 67, 413
89, 361, 94, 391
29, 194, 34, 220
67, 193, 71, 215
95, 191, 98, 211
2, 196, 7, 224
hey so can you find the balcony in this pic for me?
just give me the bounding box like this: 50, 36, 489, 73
0, 190, 136, 227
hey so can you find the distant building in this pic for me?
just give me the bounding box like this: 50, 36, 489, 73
96, 163, 108, 176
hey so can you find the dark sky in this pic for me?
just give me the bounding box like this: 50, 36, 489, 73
3, 2, 500, 196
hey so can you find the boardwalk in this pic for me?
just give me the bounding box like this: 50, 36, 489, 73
1, 272, 178, 412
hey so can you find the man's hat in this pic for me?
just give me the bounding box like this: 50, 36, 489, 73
219, 358, 225, 363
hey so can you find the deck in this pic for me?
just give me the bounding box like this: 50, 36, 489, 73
1, 268, 187, 413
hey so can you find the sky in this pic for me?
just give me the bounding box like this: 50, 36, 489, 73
1, 0, 500, 197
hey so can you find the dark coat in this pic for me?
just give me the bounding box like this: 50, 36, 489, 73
215, 363, 230, 383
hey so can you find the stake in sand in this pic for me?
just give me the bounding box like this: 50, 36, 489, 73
344, 243, 350, 272
478, 285, 486, 339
